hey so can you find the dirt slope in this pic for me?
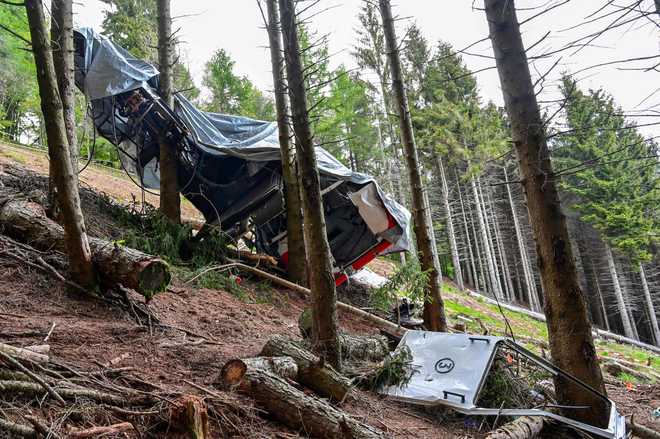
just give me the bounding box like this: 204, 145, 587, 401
1, 141, 658, 437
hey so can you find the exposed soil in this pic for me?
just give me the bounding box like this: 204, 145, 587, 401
1, 142, 658, 438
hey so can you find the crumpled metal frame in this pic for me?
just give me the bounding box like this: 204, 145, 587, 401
382, 332, 627, 439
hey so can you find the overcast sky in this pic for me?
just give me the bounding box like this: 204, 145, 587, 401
74, 0, 660, 137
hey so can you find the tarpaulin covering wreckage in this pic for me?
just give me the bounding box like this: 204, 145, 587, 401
382, 332, 627, 438
73, 28, 411, 284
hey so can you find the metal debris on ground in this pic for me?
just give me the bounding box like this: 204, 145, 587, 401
380, 331, 627, 438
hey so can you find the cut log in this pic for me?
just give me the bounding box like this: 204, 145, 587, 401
485, 416, 545, 439
220, 357, 298, 387
0, 199, 170, 297
168, 395, 209, 439
237, 368, 384, 438
0, 343, 48, 363
260, 335, 352, 401
299, 309, 390, 362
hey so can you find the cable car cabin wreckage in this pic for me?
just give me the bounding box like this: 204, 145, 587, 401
72, 28, 412, 285
68, 29, 634, 439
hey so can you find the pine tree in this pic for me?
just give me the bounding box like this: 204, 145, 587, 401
278, 0, 341, 369
264, 0, 307, 286
484, 0, 608, 426
24, 0, 96, 289
380, 0, 447, 331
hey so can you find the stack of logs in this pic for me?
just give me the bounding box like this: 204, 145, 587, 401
218, 333, 391, 439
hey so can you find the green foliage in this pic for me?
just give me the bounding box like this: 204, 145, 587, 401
316, 66, 378, 172
100, 0, 200, 100
202, 48, 274, 119
365, 346, 418, 391
101, 0, 158, 62
0, 4, 38, 142
372, 258, 429, 311
555, 75, 659, 263
107, 202, 228, 267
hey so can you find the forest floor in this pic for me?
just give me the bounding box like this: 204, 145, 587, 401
1, 141, 659, 438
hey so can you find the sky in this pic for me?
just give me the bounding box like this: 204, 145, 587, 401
74, 0, 660, 138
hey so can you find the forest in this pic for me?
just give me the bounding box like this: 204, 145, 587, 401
0, 0, 658, 438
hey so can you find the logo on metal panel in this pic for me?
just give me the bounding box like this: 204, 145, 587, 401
434, 358, 455, 374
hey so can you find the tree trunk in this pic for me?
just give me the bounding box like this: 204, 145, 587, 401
25, 0, 96, 289
479, 179, 505, 299
265, 0, 307, 286
260, 335, 351, 401
278, 0, 341, 370
230, 368, 384, 438
220, 357, 298, 387
504, 167, 540, 311
157, 0, 181, 223
488, 187, 514, 301
605, 244, 635, 339
50, 0, 77, 208
436, 153, 464, 290
0, 199, 170, 297
471, 177, 502, 299
379, 0, 447, 332
457, 173, 479, 291
640, 263, 660, 346
484, 0, 608, 426
592, 260, 611, 331
485, 416, 545, 439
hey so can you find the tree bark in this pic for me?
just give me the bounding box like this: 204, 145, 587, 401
436, 153, 464, 290
457, 173, 479, 291
50, 0, 77, 199
260, 335, 351, 401
220, 357, 298, 387
232, 368, 384, 438
25, 0, 96, 289
0, 199, 170, 297
640, 263, 660, 346
157, 0, 181, 223
479, 179, 505, 299
605, 244, 636, 339
471, 177, 502, 299
485, 416, 545, 439
278, 0, 341, 369
265, 0, 307, 286
484, 0, 608, 426
379, 0, 447, 332
504, 167, 540, 311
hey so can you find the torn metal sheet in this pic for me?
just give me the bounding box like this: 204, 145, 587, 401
381, 331, 627, 439
72, 28, 412, 283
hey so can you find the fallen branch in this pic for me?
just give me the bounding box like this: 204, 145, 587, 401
68, 422, 135, 438
191, 262, 406, 337
0, 380, 126, 405
602, 361, 652, 382
0, 343, 48, 363
628, 419, 660, 439
0, 350, 65, 404
0, 417, 36, 438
